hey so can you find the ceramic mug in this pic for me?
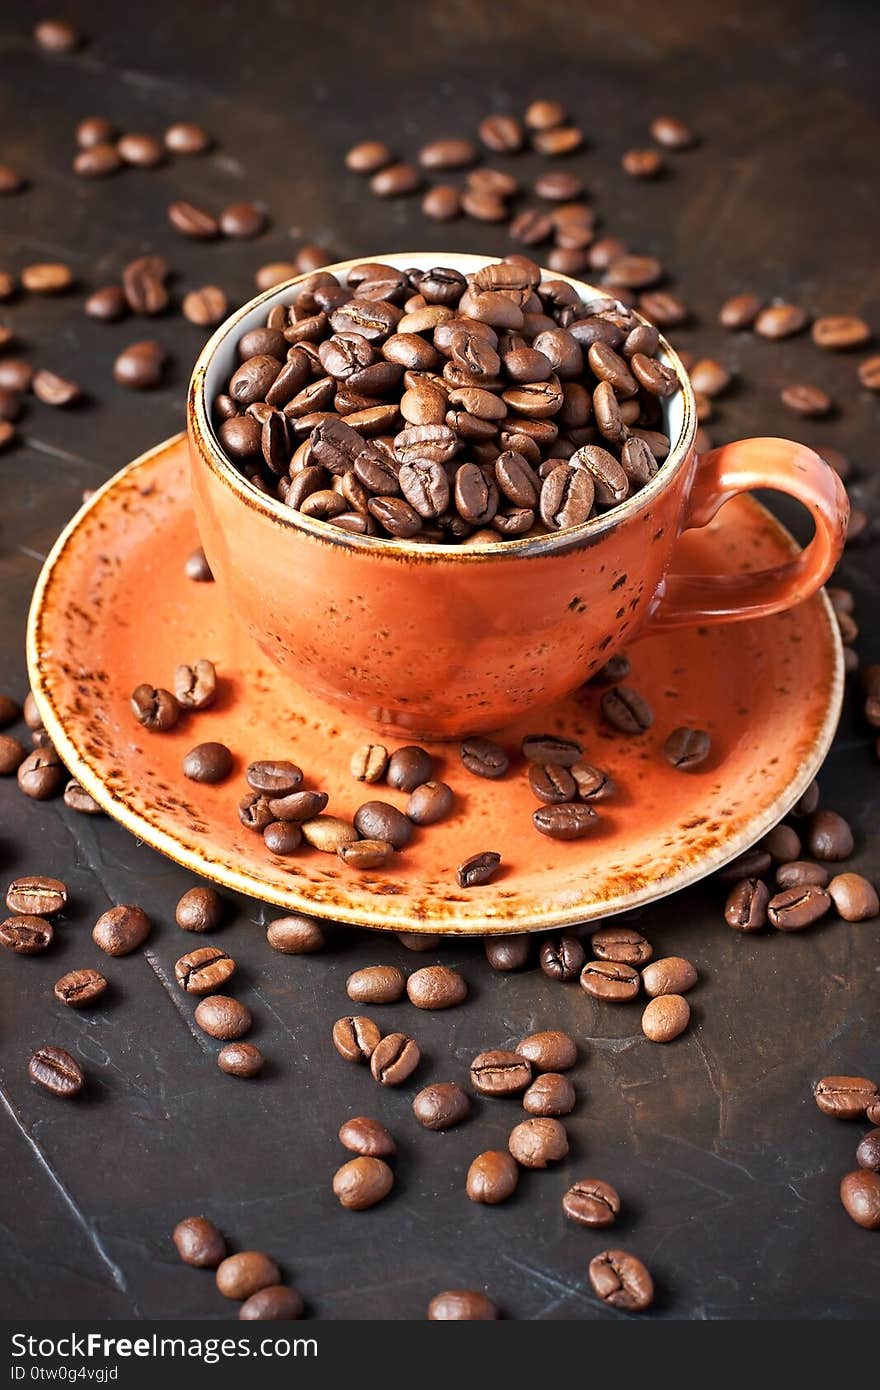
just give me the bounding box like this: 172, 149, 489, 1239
188, 252, 849, 740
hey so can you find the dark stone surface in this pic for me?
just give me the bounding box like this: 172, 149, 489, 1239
0, 0, 878, 1319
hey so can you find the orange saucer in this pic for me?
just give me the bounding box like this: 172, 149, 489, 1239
27, 435, 842, 935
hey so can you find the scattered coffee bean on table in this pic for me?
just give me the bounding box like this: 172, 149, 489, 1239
814, 1076, 878, 1119
427, 1290, 498, 1320
332, 1015, 381, 1063
6, 875, 67, 916
641, 956, 698, 996
591, 926, 652, 964
827, 873, 879, 921
92, 904, 151, 956
239, 1285, 304, 1320
406, 965, 467, 1009
856, 1130, 880, 1172
466, 1150, 519, 1204
470, 1049, 532, 1095
0, 915, 53, 954
216, 1251, 280, 1300
338, 1116, 396, 1158
484, 935, 531, 971
539, 934, 585, 980
522, 1072, 576, 1116
412, 1082, 471, 1131
563, 1179, 621, 1227
839, 1171, 880, 1229
175, 886, 223, 933
53, 967, 108, 1009
370, 1032, 420, 1085
516, 1030, 577, 1071
767, 884, 832, 930
28, 1045, 84, 1098
63, 779, 102, 814
580, 960, 640, 1002
0, 736, 26, 775
218, 1041, 264, 1077
347, 965, 405, 1004
588, 1250, 654, 1312
724, 877, 770, 931
175, 946, 235, 994
508, 1117, 569, 1168
173, 1216, 226, 1268
194, 995, 252, 1040
642, 993, 690, 1042
165, 122, 212, 155
333, 1156, 394, 1210
113, 340, 166, 389
265, 914, 325, 953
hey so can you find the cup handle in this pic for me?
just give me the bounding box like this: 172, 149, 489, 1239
649, 437, 850, 629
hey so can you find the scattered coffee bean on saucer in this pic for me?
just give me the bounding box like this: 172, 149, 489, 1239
183, 742, 233, 784
456, 851, 501, 887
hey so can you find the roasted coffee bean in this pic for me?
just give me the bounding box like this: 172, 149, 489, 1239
539, 934, 585, 980
370, 163, 421, 197
754, 303, 808, 339
484, 935, 531, 971
479, 113, 525, 152
856, 1130, 880, 1172
218, 1041, 264, 1077
351, 801, 411, 850
333, 1015, 381, 1062
130, 684, 180, 731
92, 904, 150, 956
622, 147, 664, 177
54, 967, 107, 1009
174, 659, 217, 711
399, 459, 450, 517
419, 138, 477, 170
268, 790, 328, 822
827, 873, 879, 921
173, 1217, 226, 1268
85, 285, 127, 322
540, 464, 594, 529
601, 685, 653, 734
413, 1081, 471, 1130
347, 965, 405, 1005
337, 838, 393, 868
428, 1290, 498, 1321
589, 1250, 654, 1312
183, 742, 233, 784
406, 780, 454, 825
175, 946, 235, 994
334, 1156, 394, 1209
35, 18, 81, 51
529, 764, 577, 805
74, 142, 122, 177
470, 1049, 532, 1096
719, 293, 764, 330
370, 1031, 420, 1085
724, 877, 770, 931
345, 140, 395, 173
581, 960, 640, 1002
642, 993, 690, 1042
239, 793, 274, 831
195, 995, 252, 1040
184, 286, 228, 327
642, 956, 698, 996
0, 914, 53, 954
122, 255, 168, 314
664, 726, 711, 769
6, 875, 67, 917
396, 932, 443, 951
185, 547, 213, 582
350, 743, 389, 783
407, 965, 467, 1010
869, 1097, 880, 1126
840, 1171, 880, 1229
63, 779, 102, 814
168, 200, 219, 239
814, 1076, 878, 1119
245, 760, 302, 797
28, 1046, 84, 1098
569, 763, 615, 802
22, 262, 74, 294
422, 186, 461, 221
267, 915, 325, 954
806, 810, 854, 861
33, 368, 81, 406
517, 1030, 576, 1071
762, 824, 802, 862
216, 1252, 280, 1299
521, 733, 582, 766
239, 1286, 304, 1321
456, 851, 501, 887
0, 694, 21, 727
114, 339, 166, 389
767, 884, 832, 930
563, 1179, 621, 1227
776, 860, 829, 889
811, 316, 870, 350
591, 926, 652, 965
220, 202, 267, 239
460, 737, 509, 779
338, 1116, 396, 1158
301, 815, 358, 851
386, 745, 433, 792
650, 114, 697, 148
509, 1116, 569, 1168
523, 1072, 576, 1117
165, 121, 212, 155
533, 803, 597, 840
781, 383, 832, 417
857, 355, 880, 390
466, 1150, 519, 1204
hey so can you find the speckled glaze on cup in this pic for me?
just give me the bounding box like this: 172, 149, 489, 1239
187, 253, 848, 739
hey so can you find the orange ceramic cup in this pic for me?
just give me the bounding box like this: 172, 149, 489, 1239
188, 253, 849, 739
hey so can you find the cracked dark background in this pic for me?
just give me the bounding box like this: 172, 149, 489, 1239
0, 0, 878, 1319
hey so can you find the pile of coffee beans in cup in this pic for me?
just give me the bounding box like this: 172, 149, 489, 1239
211, 257, 683, 543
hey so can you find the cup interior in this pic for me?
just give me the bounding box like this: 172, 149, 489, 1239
193, 252, 695, 556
